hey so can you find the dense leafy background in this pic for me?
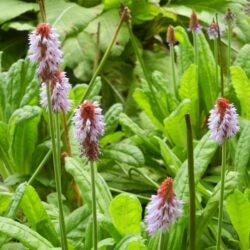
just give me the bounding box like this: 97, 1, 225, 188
0, 0, 250, 249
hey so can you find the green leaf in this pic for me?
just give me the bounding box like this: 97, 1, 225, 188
226, 190, 250, 250
230, 66, 250, 118
9, 106, 42, 174
4, 59, 39, 121
102, 143, 145, 167
234, 44, 250, 79
179, 64, 199, 129
45, 0, 102, 39
164, 99, 191, 148
197, 32, 218, 111
174, 26, 194, 75
133, 88, 163, 130
85, 9, 129, 56
0, 217, 53, 250
114, 234, 146, 250
109, 193, 142, 236
196, 172, 238, 247
174, 132, 218, 203
65, 157, 112, 216
20, 185, 60, 246
104, 103, 123, 134
234, 122, 250, 186
0, 0, 37, 25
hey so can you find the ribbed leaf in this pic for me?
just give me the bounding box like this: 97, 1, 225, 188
234, 44, 250, 79
226, 190, 250, 250
230, 66, 250, 118
164, 99, 190, 148
234, 122, 250, 186
20, 185, 59, 246
109, 193, 142, 236
65, 157, 112, 216
114, 234, 146, 250
9, 105, 42, 174
179, 64, 198, 129
0, 217, 53, 250
102, 143, 145, 167
197, 32, 218, 111
174, 132, 218, 203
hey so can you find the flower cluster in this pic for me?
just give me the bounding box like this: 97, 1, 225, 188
207, 19, 222, 40
208, 97, 239, 145
166, 25, 177, 45
188, 10, 202, 32
145, 177, 182, 235
72, 101, 104, 161
28, 23, 71, 113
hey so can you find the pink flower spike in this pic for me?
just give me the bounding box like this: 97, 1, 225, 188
207, 20, 223, 40
188, 10, 202, 32
28, 23, 63, 81
145, 177, 182, 235
208, 97, 239, 145
40, 71, 71, 113
72, 101, 104, 161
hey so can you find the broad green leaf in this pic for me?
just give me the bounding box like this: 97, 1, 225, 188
0, 73, 6, 121
0, 0, 37, 25
133, 88, 163, 130
109, 193, 142, 236
100, 131, 125, 146
114, 234, 146, 250
102, 143, 145, 167
230, 66, 250, 118
0, 217, 53, 250
104, 103, 123, 134
179, 64, 199, 129
63, 30, 96, 81
174, 26, 194, 75
1, 21, 35, 31
4, 59, 39, 121
85, 9, 129, 56
234, 122, 250, 186
65, 157, 112, 216
196, 172, 238, 247
164, 99, 191, 148
1, 243, 27, 250
9, 106, 42, 174
0, 185, 12, 215
45, 0, 102, 40
97, 238, 115, 248
226, 190, 250, 250
234, 44, 250, 79
197, 32, 218, 111
174, 132, 218, 203
20, 185, 60, 246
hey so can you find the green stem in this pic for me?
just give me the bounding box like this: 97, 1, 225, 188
90, 161, 98, 250
159, 230, 164, 250
227, 23, 232, 85
214, 39, 219, 88
170, 43, 177, 96
46, 84, 67, 250
127, 23, 165, 119
185, 114, 196, 250
216, 142, 227, 250
109, 187, 150, 201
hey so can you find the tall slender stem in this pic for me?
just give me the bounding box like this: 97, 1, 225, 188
214, 39, 219, 88
170, 43, 177, 96
46, 84, 68, 250
216, 142, 227, 250
227, 23, 232, 85
127, 23, 165, 119
62, 110, 72, 156
159, 230, 164, 250
185, 114, 196, 250
90, 161, 98, 250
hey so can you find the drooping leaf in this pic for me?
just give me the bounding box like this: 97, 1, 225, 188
230, 66, 250, 118
9, 105, 42, 174
115, 234, 147, 250
109, 193, 142, 236
226, 190, 250, 250
20, 185, 60, 246
0, 0, 37, 25
0, 217, 53, 250
65, 157, 112, 216
164, 99, 191, 148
